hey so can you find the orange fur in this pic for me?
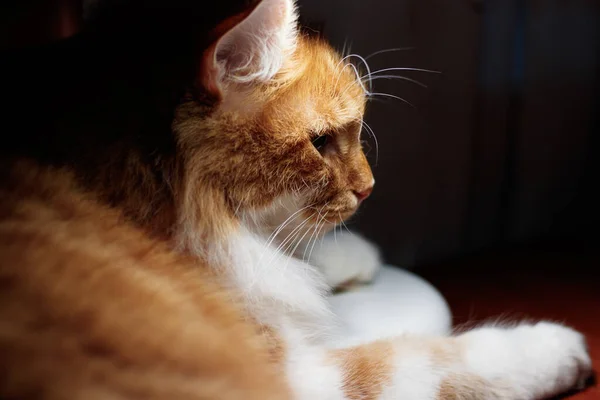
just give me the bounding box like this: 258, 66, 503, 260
331, 341, 395, 400
0, 162, 288, 399
0, 1, 372, 397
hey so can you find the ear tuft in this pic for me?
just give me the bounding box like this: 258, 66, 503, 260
204, 0, 298, 91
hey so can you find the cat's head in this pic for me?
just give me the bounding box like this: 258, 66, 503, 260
173, 0, 373, 251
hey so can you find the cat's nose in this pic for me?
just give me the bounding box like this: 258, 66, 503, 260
353, 186, 373, 202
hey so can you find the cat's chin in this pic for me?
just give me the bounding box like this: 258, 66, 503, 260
322, 208, 358, 225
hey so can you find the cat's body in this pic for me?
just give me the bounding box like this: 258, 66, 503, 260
0, 0, 592, 399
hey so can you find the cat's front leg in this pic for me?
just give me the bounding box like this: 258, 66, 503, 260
451, 321, 593, 399
304, 230, 381, 289
303, 322, 592, 399
382, 322, 592, 399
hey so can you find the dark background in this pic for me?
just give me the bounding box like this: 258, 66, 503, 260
3, 0, 599, 268
300, 0, 600, 267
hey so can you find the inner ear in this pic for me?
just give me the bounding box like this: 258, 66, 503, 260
199, 0, 297, 98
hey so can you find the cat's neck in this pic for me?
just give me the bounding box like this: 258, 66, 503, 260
173, 188, 333, 329
217, 226, 334, 336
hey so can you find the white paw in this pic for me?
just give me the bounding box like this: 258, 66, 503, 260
461, 322, 593, 398
521, 322, 592, 395
307, 231, 381, 288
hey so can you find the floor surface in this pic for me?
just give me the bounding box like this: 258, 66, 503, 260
420, 239, 600, 399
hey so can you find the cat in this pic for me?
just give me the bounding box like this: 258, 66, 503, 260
0, 0, 593, 399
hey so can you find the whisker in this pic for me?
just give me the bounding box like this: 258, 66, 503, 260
334, 53, 358, 82
261, 214, 315, 280
339, 213, 353, 236
264, 203, 314, 249
333, 62, 358, 94
362, 74, 428, 88
302, 217, 322, 263
364, 47, 415, 60
362, 67, 441, 81
368, 92, 415, 108
278, 223, 316, 276
307, 218, 327, 265
282, 202, 328, 263
274, 216, 312, 255
265, 214, 313, 270
333, 218, 338, 246
335, 53, 373, 96
310, 204, 335, 225
361, 120, 379, 165
346, 62, 369, 96
256, 203, 315, 267
346, 53, 373, 93
286, 216, 318, 262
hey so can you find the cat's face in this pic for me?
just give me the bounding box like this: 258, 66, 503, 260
174, 0, 372, 244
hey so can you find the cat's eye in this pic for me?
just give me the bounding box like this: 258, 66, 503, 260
311, 135, 329, 152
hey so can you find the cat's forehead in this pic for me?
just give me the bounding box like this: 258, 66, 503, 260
263, 37, 367, 133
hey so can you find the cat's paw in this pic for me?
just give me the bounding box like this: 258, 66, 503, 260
307, 231, 381, 289
460, 322, 593, 398
521, 322, 592, 394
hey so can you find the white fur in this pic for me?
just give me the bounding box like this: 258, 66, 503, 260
207, 224, 591, 399
224, 227, 334, 336
459, 322, 592, 398
282, 324, 347, 400
308, 230, 381, 287
327, 265, 452, 348
381, 348, 443, 399
309, 232, 451, 343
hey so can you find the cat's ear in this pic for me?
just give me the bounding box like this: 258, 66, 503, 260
201, 0, 297, 96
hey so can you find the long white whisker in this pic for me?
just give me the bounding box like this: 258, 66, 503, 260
307, 218, 327, 265
303, 216, 323, 263
273, 216, 312, 256
368, 92, 415, 108
257, 214, 314, 283
278, 202, 327, 264
346, 62, 369, 96
364, 47, 415, 60
264, 204, 314, 249
335, 53, 373, 96
312, 203, 335, 225
339, 212, 353, 236
255, 204, 315, 269
347, 53, 373, 93
285, 216, 318, 265
258, 215, 312, 279
333, 218, 338, 246
362, 67, 441, 80
362, 74, 428, 88
334, 52, 361, 91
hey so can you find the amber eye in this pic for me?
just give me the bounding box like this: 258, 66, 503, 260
311, 135, 329, 152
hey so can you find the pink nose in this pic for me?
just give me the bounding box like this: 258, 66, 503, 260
353, 186, 373, 202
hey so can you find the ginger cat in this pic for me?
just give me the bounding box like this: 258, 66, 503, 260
0, 0, 592, 398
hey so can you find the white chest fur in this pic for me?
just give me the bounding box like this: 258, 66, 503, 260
222, 228, 335, 337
